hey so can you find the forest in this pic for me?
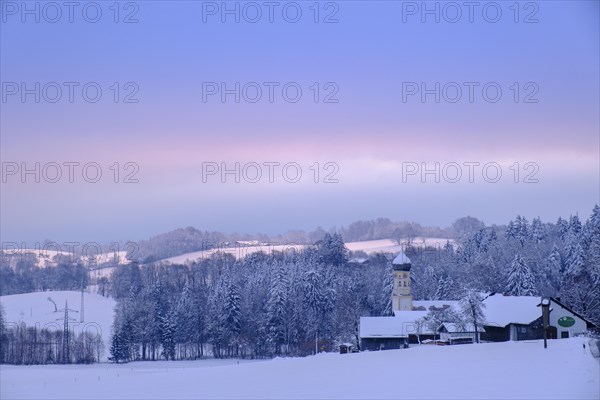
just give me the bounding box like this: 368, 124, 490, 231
1, 206, 598, 364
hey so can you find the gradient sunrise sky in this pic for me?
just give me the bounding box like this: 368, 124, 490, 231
1, 1, 598, 243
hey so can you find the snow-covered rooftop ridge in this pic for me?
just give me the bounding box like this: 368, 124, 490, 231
392, 251, 411, 265
410, 295, 545, 327
482, 293, 542, 327
360, 316, 416, 338
440, 323, 486, 333
390, 295, 545, 330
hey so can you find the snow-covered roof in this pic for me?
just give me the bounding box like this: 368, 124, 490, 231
439, 323, 485, 333
366, 295, 546, 338
359, 316, 413, 338
370, 310, 437, 335
348, 258, 369, 264
482, 294, 542, 327
392, 251, 411, 265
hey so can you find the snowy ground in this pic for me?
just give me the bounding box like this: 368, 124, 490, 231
0, 291, 116, 361
1, 338, 597, 399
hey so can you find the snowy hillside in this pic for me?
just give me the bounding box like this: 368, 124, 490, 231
1, 338, 597, 399
0, 291, 116, 361
345, 237, 452, 254
161, 238, 451, 265
1, 249, 129, 269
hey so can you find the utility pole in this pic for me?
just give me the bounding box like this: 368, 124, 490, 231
56, 301, 78, 364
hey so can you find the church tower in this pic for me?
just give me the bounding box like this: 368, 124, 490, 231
392, 251, 412, 311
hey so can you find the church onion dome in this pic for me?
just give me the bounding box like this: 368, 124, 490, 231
392, 251, 411, 271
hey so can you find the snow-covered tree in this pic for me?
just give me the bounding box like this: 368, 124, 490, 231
514, 215, 530, 246
530, 217, 545, 243
542, 245, 562, 292
160, 310, 176, 360
266, 262, 289, 354
435, 274, 456, 300
506, 220, 517, 240
505, 253, 537, 296
556, 217, 569, 240
459, 290, 486, 343
565, 243, 585, 278
381, 262, 394, 316
421, 306, 463, 337
223, 279, 242, 355
0, 306, 7, 363
317, 233, 348, 266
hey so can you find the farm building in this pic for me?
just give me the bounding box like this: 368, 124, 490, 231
481, 294, 597, 341
359, 317, 409, 351
438, 323, 485, 344
358, 251, 597, 350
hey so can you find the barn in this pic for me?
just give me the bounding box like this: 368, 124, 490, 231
359, 317, 408, 351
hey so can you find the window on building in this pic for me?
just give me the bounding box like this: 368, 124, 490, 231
520, 327, 527, 333
561, 331, 569, 339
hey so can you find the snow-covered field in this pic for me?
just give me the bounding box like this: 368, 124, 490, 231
0, 291, 116, 361
1, 249, 129, 269
1, 338, 597, 399
162, 244, 306, 265
345, 237, 452, 254
161, 238, 452, 265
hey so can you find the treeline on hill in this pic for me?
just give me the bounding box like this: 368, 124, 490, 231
0, 258, 88, 296
106, 206, 600, 362
0, 307, 104, 365
130, 218, 467, 263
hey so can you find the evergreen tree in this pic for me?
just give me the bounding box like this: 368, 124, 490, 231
207, 278, 227, 358
0, 305, 6, 363
506, 220, 517, 240
544, 245, 562, 291
110, 327, 126, 363
266, 263, 289, 355
569, 214, 582, 235
506, 253, 537, 296
565, 243, 585, 278
514, 216, 530, 246
160, 310, 176, 360
530, 217, 545, 243
588, 234, 600, 286
223, 278, 241, 355
585, 205, 600, 285
556, 217, 569, 240
435, 274, 456, 300
317, 233, 348, 266
381, 266, 394, 316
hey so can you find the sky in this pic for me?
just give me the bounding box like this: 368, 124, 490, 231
1, 0, 599, 244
